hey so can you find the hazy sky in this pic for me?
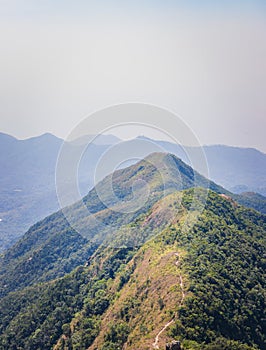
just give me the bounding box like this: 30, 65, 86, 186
0, 0, 266, 151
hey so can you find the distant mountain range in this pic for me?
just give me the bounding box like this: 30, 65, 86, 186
0, 152, 265, 349
0, 132, 266, 251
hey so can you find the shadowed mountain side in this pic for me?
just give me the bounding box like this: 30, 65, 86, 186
0, 132, 110, 251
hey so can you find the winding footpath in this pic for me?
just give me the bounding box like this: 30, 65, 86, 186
152, 253, 185, 349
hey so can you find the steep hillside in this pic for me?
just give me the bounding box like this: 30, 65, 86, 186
140, 137, 266, 196
85, 190, 266, 350
1, 132, 266, 251
1, 152, 265, 299
0, 190, 264, 350
234, 192, 266, 214
0, 152, 225, 297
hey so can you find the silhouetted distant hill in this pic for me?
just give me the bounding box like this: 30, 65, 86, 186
70, 134, 121, 146
0, 133, 109, 251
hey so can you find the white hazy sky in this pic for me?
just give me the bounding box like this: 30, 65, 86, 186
0, 0, 266, 151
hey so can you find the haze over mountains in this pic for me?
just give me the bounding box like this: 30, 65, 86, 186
0, 152, 265, 350
0, 132, 266, 252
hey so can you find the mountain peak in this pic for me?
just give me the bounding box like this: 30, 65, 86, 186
88, 152, 226, 216
143, 152, 185, 168
30, 132, 62, 142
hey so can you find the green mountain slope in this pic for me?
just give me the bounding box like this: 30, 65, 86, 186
1, 131, 265, 252
0, 153, 265, 299
234, 191, 266, 214
0, 190, 264, 350
0, 153, 227, 297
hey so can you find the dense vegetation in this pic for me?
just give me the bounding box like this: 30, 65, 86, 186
233, 191, 266, 214
1, 153, 264, 297
169, 191, 266, 349
0, 153, 228, 297
0, 247, 135, 350
0, 189, 265, 349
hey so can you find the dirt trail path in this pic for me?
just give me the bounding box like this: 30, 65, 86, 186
152, 253, 185, 349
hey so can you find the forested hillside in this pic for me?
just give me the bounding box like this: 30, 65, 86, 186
1, 131, 266, 252
0, 190, 265, 350
0, 153, 227, 297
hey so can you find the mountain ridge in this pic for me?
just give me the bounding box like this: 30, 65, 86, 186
0, 188, 264, 350
0, 152, 228, 298
1, 132, 266, 251
0, 152, 264, 298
